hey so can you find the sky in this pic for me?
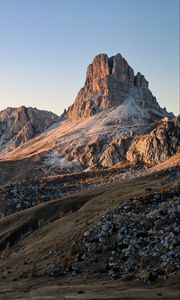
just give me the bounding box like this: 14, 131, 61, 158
0, 0, 179, 116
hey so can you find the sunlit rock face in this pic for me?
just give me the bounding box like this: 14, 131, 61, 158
0, 53, 177, 172
126, 115, 180, 165
66, 53, 172, 121
0, 106, 60, 153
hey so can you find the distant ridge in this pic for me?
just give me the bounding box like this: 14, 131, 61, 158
0, 106, 60, 154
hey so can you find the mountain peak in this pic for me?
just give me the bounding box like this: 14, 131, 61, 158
0, 106, 60, 155
66, 53, 171, 121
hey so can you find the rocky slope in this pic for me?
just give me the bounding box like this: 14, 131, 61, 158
126, 116, 180, 165
73, 187, 180, 279
37, 115, 178, 173
65, 53, 173, 121
0, 164, 179, 300
0, 106, 60, 155
0, 54, 179, 300
0, 53, 178, 174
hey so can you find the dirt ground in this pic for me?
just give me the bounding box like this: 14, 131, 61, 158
0, 157, 41, 186
0, 160, 179, 299
0, 274, 180, 299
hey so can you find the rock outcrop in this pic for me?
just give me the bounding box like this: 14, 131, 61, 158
126, 116, 180, 165
0, 53, 177, 172
56, 116, 179, 169
66, 53, 173, 121
0, 106, 60, 154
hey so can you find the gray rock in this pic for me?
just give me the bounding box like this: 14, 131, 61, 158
74, 188, 180, 278
66, 53, 172, 122
0, 106, 60, 153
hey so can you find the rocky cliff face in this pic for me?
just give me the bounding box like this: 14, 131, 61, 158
66, 53, 172, 121
126, 116, 180, 165
0, 53, 177, 172
0, 106, 60, 154
54, 116, 179, 170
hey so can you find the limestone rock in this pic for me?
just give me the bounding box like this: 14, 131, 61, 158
126, 115, 180, 165
66, 53, 173, 121
0, 53, 177, 171
61, 116, 179, 169
0, 106, 60, 154
99, 137, 132, 168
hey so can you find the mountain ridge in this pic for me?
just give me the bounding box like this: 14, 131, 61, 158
0, 53, 178, 172
0, 54, 179, 297
0, 106, 60, 155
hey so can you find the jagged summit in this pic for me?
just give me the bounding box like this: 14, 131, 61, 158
66, 53, 172, 121
0, 54, 177, 171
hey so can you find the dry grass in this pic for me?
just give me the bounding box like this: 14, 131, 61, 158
0, 161, 179, 299
0, 157, 41, 186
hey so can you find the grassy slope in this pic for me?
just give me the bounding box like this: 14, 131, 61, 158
0, 163, 179, 299
0, 157, 41, 186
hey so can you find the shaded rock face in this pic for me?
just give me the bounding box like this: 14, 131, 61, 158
66, 53, 172, 121
0, 106, 60, 153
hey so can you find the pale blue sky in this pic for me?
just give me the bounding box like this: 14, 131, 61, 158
0, 0, 179, 115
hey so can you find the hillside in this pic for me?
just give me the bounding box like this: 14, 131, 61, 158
0, 159, 179, 299
0, 53, 179, 299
